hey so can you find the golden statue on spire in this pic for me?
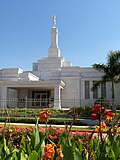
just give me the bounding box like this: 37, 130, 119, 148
53, 15, 56, 27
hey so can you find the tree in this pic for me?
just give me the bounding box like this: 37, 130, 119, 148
92, 50, 120, 111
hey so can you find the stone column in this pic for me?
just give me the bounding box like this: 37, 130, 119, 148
98, 84, 101, 98
80, 80, 84, 106
90, 80, 95, 105
0, 86, 7, 108
54, 85, 61, 109
51, 27, 58, 48
90, 80, 93, 99
48, 16, 61, 57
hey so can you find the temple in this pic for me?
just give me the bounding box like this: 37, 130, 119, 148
0, 16, 120, 108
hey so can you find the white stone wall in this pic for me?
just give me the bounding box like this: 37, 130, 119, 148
61, 66, 79, 77
0, 86, 7, 108
106, 82, 112, 100
18, 89, 28, 108
7, 88, 18, 108
61, 78, 80, 107
18, 89, 28, 98
37, 57, 63, 70
0, 63, 120, 108
1, 68, 23, 79
19, 72, 39, 81
115, 83, 120, 101
33, 62, 38, 71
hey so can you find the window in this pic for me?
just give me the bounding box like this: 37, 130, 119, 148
32, 91, 50, 107
101, 82, 106, 98
85, 81, 90, 99
93, 81, 98, 99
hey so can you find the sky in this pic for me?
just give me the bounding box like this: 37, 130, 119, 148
0, 0, 120, 71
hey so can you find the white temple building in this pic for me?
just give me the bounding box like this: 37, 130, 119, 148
0, 16, 120, 109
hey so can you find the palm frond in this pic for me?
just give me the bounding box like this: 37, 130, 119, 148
114, 74, 120, 83
102, 75, 111, 81
92, 63, 106, 72
91, 81, 101, 91
107, 51, 120, 69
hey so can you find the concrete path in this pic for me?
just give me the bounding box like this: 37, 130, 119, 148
0, 118, 99, 128
79, 118, 99, 126
0, 122, 93, 128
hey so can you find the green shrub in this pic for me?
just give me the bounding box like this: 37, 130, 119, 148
116, 104, 120, 110
67, 106, 92, 118
0, 117, 87, 126
94, 98, 110, 108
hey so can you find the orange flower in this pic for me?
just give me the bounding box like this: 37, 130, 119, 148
100, 121, 106, 128
105, 110, 115, 118
106, 115, 112, 123
95, 125, 100, 132
95, 121, 106, 132
56, 145, 64, 160
42, 144, 55, 160
39, 109, 51, 123
105, 110, 114, 123
91, 113, 98, 120
92, 104, 100, 112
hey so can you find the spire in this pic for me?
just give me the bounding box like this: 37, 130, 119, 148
48, 15, 61, 57
53, 15, 56, 27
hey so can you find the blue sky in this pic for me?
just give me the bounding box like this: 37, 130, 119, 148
0, 0, 120, 70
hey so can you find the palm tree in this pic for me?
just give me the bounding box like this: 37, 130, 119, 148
92, 50, 120, 111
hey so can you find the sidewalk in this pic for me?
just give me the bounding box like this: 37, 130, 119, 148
0, 122, 94, 129
80, 118, 99, 126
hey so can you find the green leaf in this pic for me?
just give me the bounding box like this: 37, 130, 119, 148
108, 148, 116, 160
82, 148, 88, 160
21, 135, 31, 156
30, 118, 40, 150
28, 150, 39, 160
35, 139, 45, 159
74, 148, 83, 160
20, 150, 27, 160
68, 137, 72, 147
90, 138, 101, 159
62, 144, 74, 160
112, 136, 120, 158
77, 139, 82, 153
3, 138, 10, 155
11, 150, 18, 160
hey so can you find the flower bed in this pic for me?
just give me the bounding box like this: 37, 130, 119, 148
0, 106, 120, 160
0, 125, 91, 149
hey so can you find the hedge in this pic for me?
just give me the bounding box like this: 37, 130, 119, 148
0, 117, 87, 126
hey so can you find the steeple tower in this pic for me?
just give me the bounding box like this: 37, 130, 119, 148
48, 15, 61, 57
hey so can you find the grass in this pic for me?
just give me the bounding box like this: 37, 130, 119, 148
0, 122, 94, 131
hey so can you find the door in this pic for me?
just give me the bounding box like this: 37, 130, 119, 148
33, 91, 49, 107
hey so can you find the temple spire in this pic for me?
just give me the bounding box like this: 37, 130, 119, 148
53, 15, 56, 27
48, 15, 61, 57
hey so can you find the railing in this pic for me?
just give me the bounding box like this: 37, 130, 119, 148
0, 98, 119, 118
0, 98, 120, 109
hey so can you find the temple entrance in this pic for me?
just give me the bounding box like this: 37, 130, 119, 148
32, 91, 50, 107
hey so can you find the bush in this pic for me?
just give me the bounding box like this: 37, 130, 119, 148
67, 106, 92, 118
0, 117, 87, 126
116, 104, 120, 110
94, 98, 110, 108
